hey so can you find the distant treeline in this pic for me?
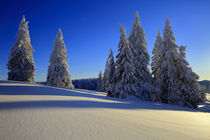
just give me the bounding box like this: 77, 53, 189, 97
72, 78, 98, 90
37, 79, 98, 89
199, 80, 210, 93
37, 79, 210, 93
71, 79, 210, 93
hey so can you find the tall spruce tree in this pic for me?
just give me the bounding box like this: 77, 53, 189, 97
151, 30, 164, 101
102, 53, 110, 91
7, 16, 35, 82
129, 11, 151, 84
97, 71, 103, 90
129, 11, 155, 100
103, 49, 115, 96
47, 29, 74, 88
157, 17, 180, 104
114, 25, 137, 98
151, 30, 163, 84
154, 18, 205, 108
176, 45, 205, 108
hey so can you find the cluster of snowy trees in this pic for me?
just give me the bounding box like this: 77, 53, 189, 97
7, 16, 74, 88
6, 15, 206, 108
199, 80, 210, 93
73, 78, 98, 89
99, 12, 206, 108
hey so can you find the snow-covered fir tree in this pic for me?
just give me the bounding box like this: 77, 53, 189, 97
7, 16, 35, 82
97, 71, 103, 90
151, 30, 164, 101
152, 18, 205, 108
151, 30, 163, 85
47, 29, 74, 88
102, 53, 110, 91
129, 11, 151, 83
176, 45, 205, 108
157, 17, 180, 104
128, 11, 156, 101
103, 49, 115, 96
114, 25, 137, 98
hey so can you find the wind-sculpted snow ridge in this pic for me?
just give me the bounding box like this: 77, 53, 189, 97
0, 80, 209, 140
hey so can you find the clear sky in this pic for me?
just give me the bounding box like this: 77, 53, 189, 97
0, 0, 209, 81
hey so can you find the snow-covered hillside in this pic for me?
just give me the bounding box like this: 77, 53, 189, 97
0, 80, 209, 140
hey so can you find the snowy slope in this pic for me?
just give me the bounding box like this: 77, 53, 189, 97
0, 80, 209, 140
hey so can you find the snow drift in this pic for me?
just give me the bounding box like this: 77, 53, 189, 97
0, 80, 209, 140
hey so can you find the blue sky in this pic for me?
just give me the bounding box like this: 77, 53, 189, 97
0, 0, 210, 81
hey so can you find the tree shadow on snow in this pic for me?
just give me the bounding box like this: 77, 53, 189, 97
0, 84, 126, 103
0, 99, 209, 113
0, 81, 209, 113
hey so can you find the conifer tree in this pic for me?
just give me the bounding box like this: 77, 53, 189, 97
151, 30, 164, 101
7, 16, 35, 82
103, 49, 115, 96
47, 29, 74, 88
151, 30, 163, 85
97, 71, 103, 90
129, 11, 155, 100
157, 17, 180, 104
114, 25, 137, 98
102, 54, 109, 91
154, 18, 205, 108
129, 11, 152, 84
176, 45, 205, 108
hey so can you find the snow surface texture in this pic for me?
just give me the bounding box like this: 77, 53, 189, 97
0, 80, 209, 140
